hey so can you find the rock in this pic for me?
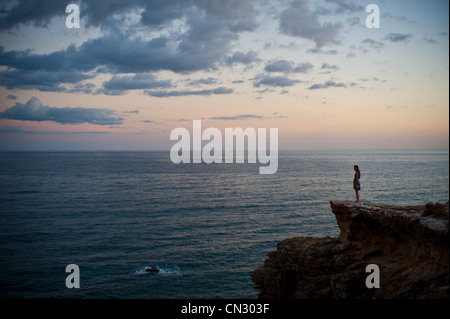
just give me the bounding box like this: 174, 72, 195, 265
145, 266, 160, 273
252, 201, 449, 299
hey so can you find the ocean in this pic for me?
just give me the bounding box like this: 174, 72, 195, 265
0, 150, 448, 299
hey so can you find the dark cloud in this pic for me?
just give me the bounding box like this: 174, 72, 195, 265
384, 33, 412, 43
177, 7, 239, 69
0, 69, 93, 92
0, 1, 261, 94
226, 51, 260, 66
77, 35, 211, 74
194, 0, 258, 28
279, 0, 342, 48
102, 74, 172, 92
265, 60, 294, 73
144, 87, 234, 98
136, 0, 186, 27
308, 80, 346, 90
253, 75, 302, 87
209, 114, 264, 120
0, 97, 123, 125
0, 126, 111, 135
0, 0, 259, 31
0, 0, 63, 30
0, 45, 88, 72
0, 32, 228, 92
264, 60, 314, 74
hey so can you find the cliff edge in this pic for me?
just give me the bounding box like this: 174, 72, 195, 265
252, 201, 449, 299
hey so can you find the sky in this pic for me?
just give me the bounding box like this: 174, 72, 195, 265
0, 0, 448, 151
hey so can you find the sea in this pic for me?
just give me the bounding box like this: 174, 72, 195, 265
0, 150, 448, 299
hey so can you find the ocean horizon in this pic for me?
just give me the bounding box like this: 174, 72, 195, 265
0, 149, 448, 298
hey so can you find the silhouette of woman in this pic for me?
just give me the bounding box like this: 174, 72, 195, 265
353, 165, 361, 202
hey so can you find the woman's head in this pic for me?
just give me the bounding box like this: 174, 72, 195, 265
354, 165, 359, 171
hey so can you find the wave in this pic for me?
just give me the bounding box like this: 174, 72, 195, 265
134, 264, 181, 276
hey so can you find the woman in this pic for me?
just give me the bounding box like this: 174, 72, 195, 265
353, 165, 361, 202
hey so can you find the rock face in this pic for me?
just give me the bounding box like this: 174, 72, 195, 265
252, 201, 449, 299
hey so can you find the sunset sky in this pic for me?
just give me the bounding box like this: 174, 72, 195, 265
0, 0, 448, 150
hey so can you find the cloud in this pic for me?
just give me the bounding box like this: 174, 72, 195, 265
225, 51, 260, 66
144, 87, 234, 97
0, 44, 86, 72
382, 13, 417, 25
264, 60, 313, 74
0, 126, 111, 135
384, 33, 412, 43
0, 0, 63, 30
0, 32, 225, 91
66, 83, 96, 94
0, 97, 123, 125
265, 60, 295, 73
324, 0, 365, 14
0, 68, 93, 92
347, 17, 361, 26
321, 63, 339, 70
209, 114, 264, 120
362, 38, 385, 51
0, 1, 262, 94
253, 75, 302, 87
308, 80, 346, 90
306, 48, 339, 54
422, 36, 437, 44
82, 34, 217, 74
0, 0, 259, 31
166, 118, 191, 123
187, 77, 218, 86
279, 0, 342, 48
293, 62, 314, 73
138, 0, 187, 27
101, 73, 172, 95
272, 112, 288, 119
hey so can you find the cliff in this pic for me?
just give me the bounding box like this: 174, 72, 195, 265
252, 201, 449, 299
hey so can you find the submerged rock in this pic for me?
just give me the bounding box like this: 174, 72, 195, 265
252, 201, 449, 299
145, 266, 160, 273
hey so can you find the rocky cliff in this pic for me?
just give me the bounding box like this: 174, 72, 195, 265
252, 201, 449, 299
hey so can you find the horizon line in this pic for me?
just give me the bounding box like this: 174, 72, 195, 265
0, 148, 448, 152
